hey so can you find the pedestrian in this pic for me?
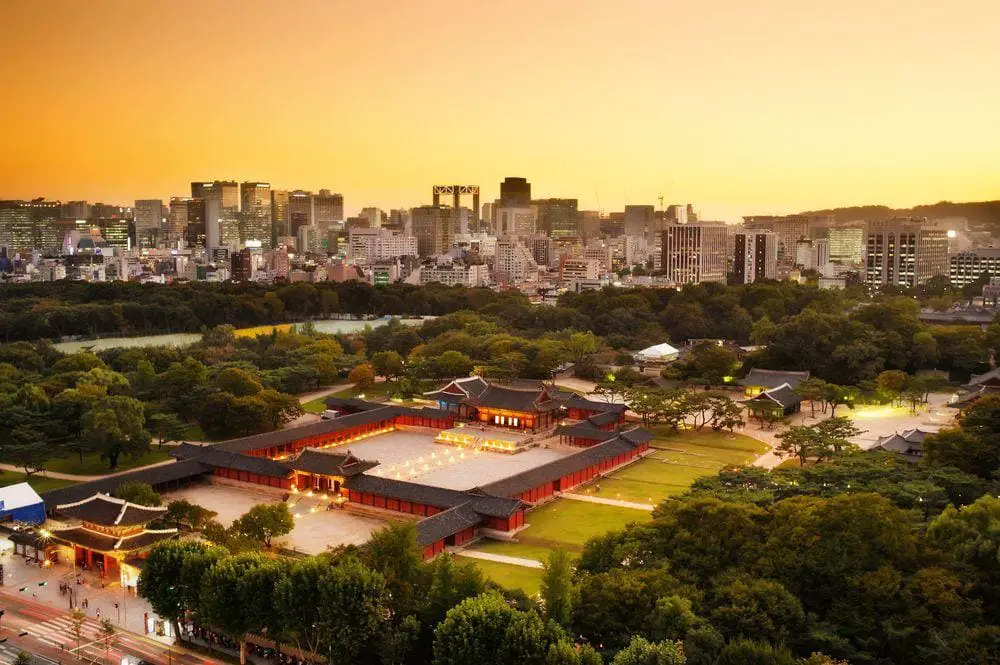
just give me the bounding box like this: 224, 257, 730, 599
95, 608, 101, 619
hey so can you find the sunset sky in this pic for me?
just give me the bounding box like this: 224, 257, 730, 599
1, 0, 998, 221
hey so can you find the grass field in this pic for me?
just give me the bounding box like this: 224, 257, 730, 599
471, 559, 544, 595
233, 324, 294, 338
568, 428, 768, 503
42, 449, 173, 476
301, 397, 330, 414
0, 471, 75, 494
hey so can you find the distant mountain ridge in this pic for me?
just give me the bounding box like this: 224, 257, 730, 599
798, 200, 1000, 228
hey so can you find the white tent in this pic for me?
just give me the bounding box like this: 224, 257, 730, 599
635, 342, 680, 363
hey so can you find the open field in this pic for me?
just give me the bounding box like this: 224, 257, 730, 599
0, 471, 75, 494
41, 449, 173, 476
473, 559, 544, 595
468, 428, 769, 588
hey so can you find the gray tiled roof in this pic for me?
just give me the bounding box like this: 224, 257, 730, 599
415, 502, 482, 545
39, 459, 213, 507
738, 368, 810, 390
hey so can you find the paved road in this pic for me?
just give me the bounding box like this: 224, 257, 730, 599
297, 383, 352, 405
0, 458, 178, 483
0, 591, 219, 665
451, 548, 545, 569
559, 492, 655, 511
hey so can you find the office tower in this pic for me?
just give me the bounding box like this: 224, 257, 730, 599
500, 177, 531, 207
580, 211, 602, 239
661, 223, 728, 284
185, 198, 206, 247
410, 205, 456, 256
287, 190, 313, 236
386, 209, 409, 233
231, 248, 254, 282
168, 198, 192, 242
827, 226, 865, 264
313, 189, 344, 231
733, 231, 778, 283
814, 238, 830, 269
0, 200, 31, 252
560, 257, 601, 283
529, 234, 553, 267
665, 205, 688, 224
950, 248, 1000, 287
134, 199, 163, 247
360, 207, 383, 229
240, 182, 272, 248
534, 198, 579, 239
347, 228, 418, 261
624, 205, 655, 237
865, 218, 949, 287
481, 202, 494, 231
743, 215, 816, 264
497, 207, 537, 238
191, 181, 239, 208
62, 201, 90, 219
271, 190, 289, 238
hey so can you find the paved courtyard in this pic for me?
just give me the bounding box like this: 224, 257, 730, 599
338, 430, 576, 490
162, 481, 388, 555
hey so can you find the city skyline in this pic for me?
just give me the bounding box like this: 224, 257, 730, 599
2, 0, 998, 221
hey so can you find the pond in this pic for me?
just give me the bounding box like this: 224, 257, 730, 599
52, 317, 432, 353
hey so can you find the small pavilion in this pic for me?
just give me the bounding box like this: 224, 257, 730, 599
50, 494, 177, 581
284, 448, 379, 493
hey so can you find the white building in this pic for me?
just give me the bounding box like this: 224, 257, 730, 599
419, 261, 489, 287
347, 228, 418, 261
560, 257, 601, 283
495, 237, 538, 285
660, 223, 728, 284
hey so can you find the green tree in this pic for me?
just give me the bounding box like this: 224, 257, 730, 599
138, 541, 225, 637
680, 342, 738, 386
80, 395, 151, 469
231, 503, 294, 548
95, 618, 117, 665
421, 554, 488, 630
161, 499, 217, 530
69, 607, 86, 660
795, 377, 828, 418
566, 331, 601, 364
113, 482, 161, 506
709, 576, 806, 645
199, 553, 274, 665
315, 557, 388, 664
714, 639, 795, 665
3, 425, 50, 477
875, 370, 909, 404
433, 351, 474, 379
147, 412, 187, 447
213, 367, 263, 397
775, 426, 819, 466
926, 495, 1000, 613
371, 350, 405, 381
610, 636, 686, 665
13, 651, 31, 665
348, 362, 376, 388
433, 591, 554, 665
362, 521, 425, 617
923, 429, 999, 478
541, 548, 575, 627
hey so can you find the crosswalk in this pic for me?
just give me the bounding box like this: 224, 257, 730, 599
0, 643, 24, 665
19, 614, 108, 661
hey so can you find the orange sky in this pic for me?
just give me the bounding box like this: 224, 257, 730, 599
1, 0, 998, 221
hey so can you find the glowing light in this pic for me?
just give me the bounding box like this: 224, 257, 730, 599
947, 229, 957, 238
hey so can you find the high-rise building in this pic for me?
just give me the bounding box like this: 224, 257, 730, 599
660, 223, 728, 284
500, 177, 531, 207
534, 198, 579, 239
950, 248, 1000, 287
347, 228, 418, 261
733, 231, 778, 283
497, 207, 537, 238
410, 205, 455, 257
313, 189, 344, 231
360, 207, 383, 229
865, 218, 949, 287
495, 237, 538, 285
231, 248, 254, 282
827, 226, 865, 264
134, 199, 163, 247
240, 182, 272, 248
287, 191, 313, 236
168, 198, 192, 242
387, 209, 410, 233
186, 198, 206, 247
529, 234, 553, 267
743, 215, 821, 264
191, 181, 239, 209
271, 190, 289, 239
624, 205, 655, 237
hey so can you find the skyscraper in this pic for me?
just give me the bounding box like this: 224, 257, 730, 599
168, 197, 192, 242
271, 190, 289, 239
624, 205, 655, 237
186, 198, 206, 248
661, 223, 728, 284
410, 205, 455, 256
733, 231, 778, 283
134, 199, 163, 247
497, 207, 537, 238
827, 226, 865, 265
865, 218, 948, 287
534, 198, 579, 239
191, 181, 239, 209
287, 190, 313, 236
500, 177, 531, 207
240, 182, 272, 248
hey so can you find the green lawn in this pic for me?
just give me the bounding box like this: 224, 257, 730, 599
0, 471, 75, 494
301, 397, 329, 414
180, 422, 210, 441
472, 539, 571, 563
470, 559, 544, 596
43, 449, 173, 476
332, 382, 395, 399
569, 428, 768, 503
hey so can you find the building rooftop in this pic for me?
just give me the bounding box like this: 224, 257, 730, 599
54, 493, 167, 527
